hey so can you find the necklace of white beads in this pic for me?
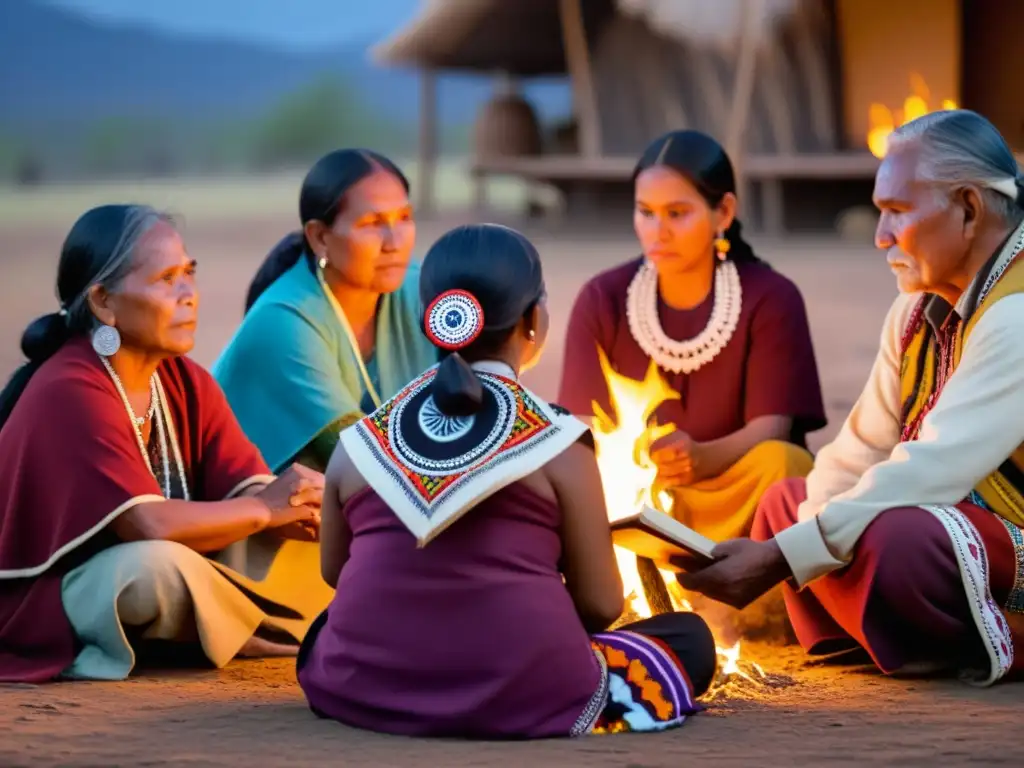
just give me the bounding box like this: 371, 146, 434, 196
625, 258, 743, 374
99, 355, 190, 500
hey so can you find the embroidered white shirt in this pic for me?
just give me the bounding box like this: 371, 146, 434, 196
776, 230, 1024, 587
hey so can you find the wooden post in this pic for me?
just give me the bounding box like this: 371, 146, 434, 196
496, 69, 518, 97
558, 0, 601, 157
725, 0, 766, 182
471, 167, 488, 216
760, 179, 785, 235
417, 68, 438, 216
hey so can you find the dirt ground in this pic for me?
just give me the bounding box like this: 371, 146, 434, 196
3, 644, 1021, 768
1, 211, 1020, 766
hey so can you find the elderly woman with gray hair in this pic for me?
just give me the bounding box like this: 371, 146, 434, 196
0, 204, 332, 683
677, 109, 1024, 685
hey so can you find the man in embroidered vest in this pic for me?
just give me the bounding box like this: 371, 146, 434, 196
677, 109, 1024, 685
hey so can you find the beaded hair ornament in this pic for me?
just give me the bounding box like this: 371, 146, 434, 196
424, 289, 485, 350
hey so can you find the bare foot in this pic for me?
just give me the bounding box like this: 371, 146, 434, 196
238, 636, 300, 658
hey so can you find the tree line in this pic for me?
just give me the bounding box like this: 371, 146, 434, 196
0, 76, 471, 185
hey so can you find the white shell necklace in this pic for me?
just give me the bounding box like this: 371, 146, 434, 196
99, 355, 190, 500
625, 258, 743, 374
135, 396, 156, 426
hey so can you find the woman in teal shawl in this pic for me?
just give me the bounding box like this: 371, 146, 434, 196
213, 150, 437, 473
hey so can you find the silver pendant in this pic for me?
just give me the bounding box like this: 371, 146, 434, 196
91, 325, 122, 357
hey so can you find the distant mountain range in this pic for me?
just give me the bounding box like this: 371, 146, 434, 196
1, 0, 570, 133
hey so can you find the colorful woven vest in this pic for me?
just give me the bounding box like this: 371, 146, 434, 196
899, 229, 1024, 525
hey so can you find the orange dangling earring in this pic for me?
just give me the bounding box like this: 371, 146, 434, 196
714, 231, 731, 262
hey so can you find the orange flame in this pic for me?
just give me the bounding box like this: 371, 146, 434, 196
591, 349, 677, 617
867, 72, 958, 158
590, 348, 758, 682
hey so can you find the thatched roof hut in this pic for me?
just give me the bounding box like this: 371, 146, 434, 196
376, 0, 586, 76
377, 0, 1021, 230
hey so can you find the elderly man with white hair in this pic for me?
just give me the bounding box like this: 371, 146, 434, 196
678, 109, 1024, 685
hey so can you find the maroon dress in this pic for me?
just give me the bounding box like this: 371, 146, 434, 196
298, 363, 717, 738
298, 483, 606, 738
298, 481, 718, 738
0, 338, 270, 682
557, 257, 826, 445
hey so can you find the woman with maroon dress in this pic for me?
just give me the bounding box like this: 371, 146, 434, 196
298, 223, 717, 738
558, 130, 826, 543
0, 204, 331, 683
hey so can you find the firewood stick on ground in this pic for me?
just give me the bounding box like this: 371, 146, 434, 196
636, 555, 674, 615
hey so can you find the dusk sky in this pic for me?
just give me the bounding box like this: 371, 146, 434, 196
42, 0, 422, 49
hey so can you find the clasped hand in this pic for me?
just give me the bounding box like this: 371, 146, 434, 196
671, 538, 791, 609
646, 429, 702, 489
255, 464, 324, 542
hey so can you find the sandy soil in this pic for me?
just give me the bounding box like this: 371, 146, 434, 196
2, 645, 1020, 767
0, 211, 1019, 766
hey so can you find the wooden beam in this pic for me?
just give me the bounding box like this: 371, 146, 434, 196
743, 152, 880, 176
558, 0, 601, 157
725, 0, 767, 164
417, 68, 438, 216
470, 152, 881, 182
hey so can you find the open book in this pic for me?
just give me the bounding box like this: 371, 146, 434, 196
610, 505, 717, 570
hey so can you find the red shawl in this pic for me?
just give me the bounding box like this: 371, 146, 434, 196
0, 338, 271, 681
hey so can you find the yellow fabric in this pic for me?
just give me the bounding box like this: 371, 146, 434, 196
959, 256, 1024, 526
901, 255, 1024, 528
898, 312, 936, 425
668, 440, 814, 542
61, 537, 333, 680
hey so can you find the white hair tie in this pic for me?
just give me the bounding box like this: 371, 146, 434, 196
988, 177, 1019, 200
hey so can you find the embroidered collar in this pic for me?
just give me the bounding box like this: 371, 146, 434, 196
340, 364, 587, 546
924, 221, 1024, 333
956, 221, 1024, 320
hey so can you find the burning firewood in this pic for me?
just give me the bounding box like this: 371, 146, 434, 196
590, 350, 797, 699
636, 556, 674, 615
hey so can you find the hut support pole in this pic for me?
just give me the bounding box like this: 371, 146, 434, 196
472, 169, 488, 215
417, 68, 438, 216
558, 0, 601, 158
725, 0, 766, 229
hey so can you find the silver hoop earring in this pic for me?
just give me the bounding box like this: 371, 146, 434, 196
91, 325, 121, 357
318, 256, 328, 270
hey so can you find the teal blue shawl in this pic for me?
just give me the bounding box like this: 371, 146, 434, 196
212, 259, 437, 472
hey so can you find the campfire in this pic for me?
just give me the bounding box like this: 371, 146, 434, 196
866, 72, 958, 158
591, 349, 768, 693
